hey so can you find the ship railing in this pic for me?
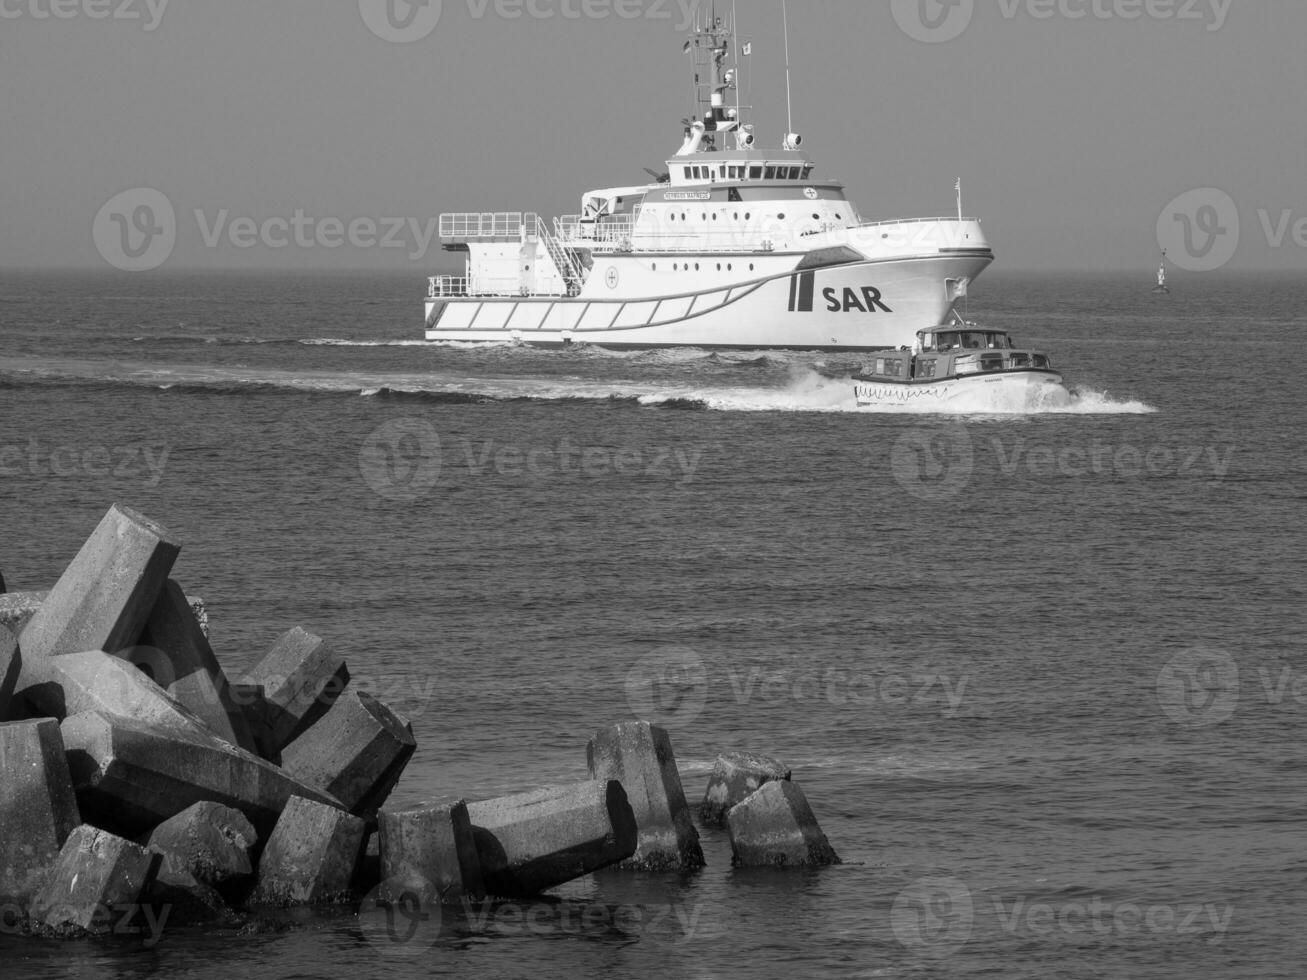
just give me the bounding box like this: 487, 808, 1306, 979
439, 212, 530, 240
555, 215, 637, 245
428, 275, 470, 297
854, 216, 980, 228
427, 275, 571, 299
556, 219, 781, 254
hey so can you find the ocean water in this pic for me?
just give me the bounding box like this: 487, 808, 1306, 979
0, 268, 1304, 979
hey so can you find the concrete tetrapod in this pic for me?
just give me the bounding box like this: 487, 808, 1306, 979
466, 780, 638, 897
0, 719, 82, 907
699, 752, 791, 827
586, 721, 704, 871
252, 796, 367, 907
60, 710, 345, 838
16, 505, 180, 695
725, 780, 840, 868
30, 824, 162, 937
378, 802, 485, 904
240, 627, 349, 761
132, 579, 256, 752
279, 690, 415, 821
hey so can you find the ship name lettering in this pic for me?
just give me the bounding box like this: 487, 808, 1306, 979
824, 286, 892, 314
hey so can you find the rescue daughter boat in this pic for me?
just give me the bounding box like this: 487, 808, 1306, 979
849, 320, 1066, 408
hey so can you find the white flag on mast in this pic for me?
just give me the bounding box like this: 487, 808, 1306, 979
742, 42, 752, 55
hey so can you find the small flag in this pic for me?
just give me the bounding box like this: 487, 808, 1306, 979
683, 40, 692, 53
742, 42, 752, 55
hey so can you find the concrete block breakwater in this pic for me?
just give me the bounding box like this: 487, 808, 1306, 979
0, 504, 839, 944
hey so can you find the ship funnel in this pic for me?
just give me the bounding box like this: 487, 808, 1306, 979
784, 133, 803, 150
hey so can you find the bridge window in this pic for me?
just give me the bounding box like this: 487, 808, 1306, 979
802, 166, 813, 179
764, 166, 776, 180
683, 167, 692, 179
916, 359, 937, 379
750, 166, 763, 179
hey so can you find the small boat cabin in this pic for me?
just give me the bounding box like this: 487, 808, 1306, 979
855, 326, 1054, 382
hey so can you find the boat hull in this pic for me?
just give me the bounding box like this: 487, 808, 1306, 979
853, 369, 1066, 409
425, 254, 992, 351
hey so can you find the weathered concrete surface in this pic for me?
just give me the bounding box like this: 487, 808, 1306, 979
0, 592, 45, 639
146, 801, 257, 902
24, 649, 213, 734
30, 824, 161, 936
699, 752, 791, 827
60, 710, 345, 838
586, 721, 704, 871
725, 780, 840, 868
0, 719, 82, 906
466, 780, 638, 897
379, 802, 484, 903
252, 796, 366, 907
280, 691, 415, 820
133, 579, 256, 752
0, 625, 19, 722
240, 627, 349, 759
16, 506, 180, 692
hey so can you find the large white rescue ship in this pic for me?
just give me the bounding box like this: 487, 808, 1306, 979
424, 11, 993, 351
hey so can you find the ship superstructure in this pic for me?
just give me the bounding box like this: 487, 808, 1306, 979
424, 12, 993, 350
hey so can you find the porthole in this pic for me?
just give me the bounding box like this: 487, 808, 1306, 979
778, 213, 786, 220
749, 263, 754, 271
695, 263, 700, 271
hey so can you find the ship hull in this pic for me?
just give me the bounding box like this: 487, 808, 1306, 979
854, 369, 1066, 409
425, 254, 992, 351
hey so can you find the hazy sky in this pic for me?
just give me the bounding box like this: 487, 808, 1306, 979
1, 0, 1302, 272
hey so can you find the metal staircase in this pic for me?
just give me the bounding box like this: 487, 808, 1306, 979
530, 214, 585, 297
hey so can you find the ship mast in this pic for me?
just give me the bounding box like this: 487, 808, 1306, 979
683, 3, 748, 152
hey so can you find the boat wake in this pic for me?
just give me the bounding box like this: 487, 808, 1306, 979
0, 356, 1155, 415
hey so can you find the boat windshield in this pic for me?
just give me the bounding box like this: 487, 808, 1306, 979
923, 330, 1012, 352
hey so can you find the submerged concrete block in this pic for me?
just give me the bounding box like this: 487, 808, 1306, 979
31, 824, 161, 936
145, 864, 238, 925
0, 719, 82, 906
466, 780, 637, 897
726, 780, 840, 868
586, 721, 704, 871
133, 580, 256, 752
280, 691, 415, 820
379, 802, 484, 904
240, 628, 349, 759
146, 801, 257, 901
60, 710, 344, 838
699, 752, 791, 827
252, 796, 367, 907
16, 505, 180, 688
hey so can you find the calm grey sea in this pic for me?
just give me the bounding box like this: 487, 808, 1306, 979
1, 269, 1304, 979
